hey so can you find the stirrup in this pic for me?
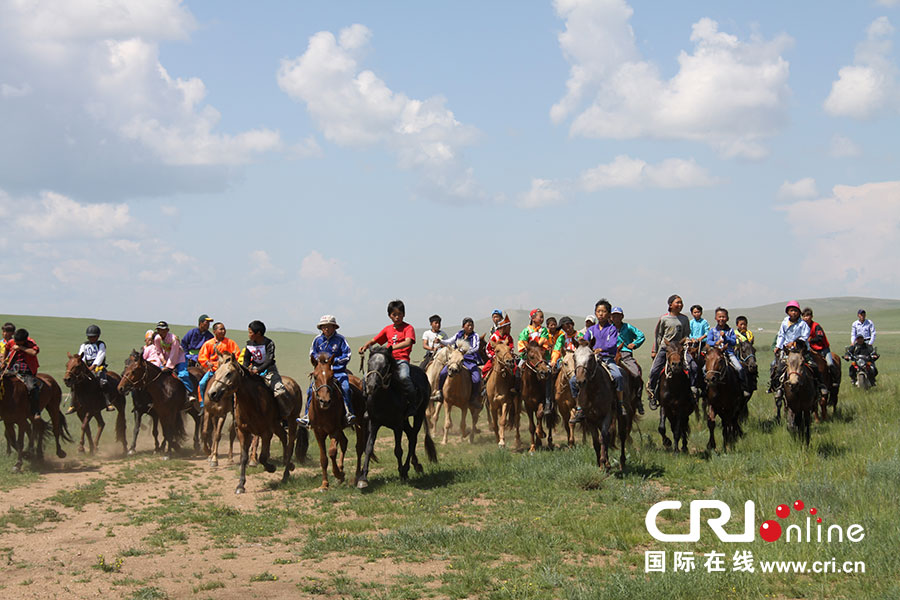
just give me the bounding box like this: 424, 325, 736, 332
569, 407, 585, 424
65, 405, 77, 415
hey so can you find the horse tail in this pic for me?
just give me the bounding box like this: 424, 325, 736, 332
115, 402, 127, 446
59, 412, 74, 443
544, 399, 559, 431
423, 426, 438, 463
294, 427, 309, 463
607, 413, 619, 450
505, 398, 517, 431
173, 410, 187, 443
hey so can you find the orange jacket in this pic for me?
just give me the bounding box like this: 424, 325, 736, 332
198, 337, 241, 372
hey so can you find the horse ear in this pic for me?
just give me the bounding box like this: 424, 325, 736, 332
577, 338, 590, 347
67, 352, 73, 359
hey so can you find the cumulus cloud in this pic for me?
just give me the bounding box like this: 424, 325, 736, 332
551, 0, 792, 158
829, 134, 863, 157
299, 251, 350, 283
519, 178, 565, 208
779, 181, 900, 288
777, 177, 818, 199
0, 0, 283, 197
277, 25, 483, 200
580, 155, 717, 190
8, 190, 131, 238
824, 17, 899, 119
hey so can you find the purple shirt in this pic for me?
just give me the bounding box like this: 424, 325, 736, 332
585, 323, 619, 359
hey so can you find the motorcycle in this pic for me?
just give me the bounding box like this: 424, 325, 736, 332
846, 349, 879, 390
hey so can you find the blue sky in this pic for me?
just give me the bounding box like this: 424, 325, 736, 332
1, 0, 898, 334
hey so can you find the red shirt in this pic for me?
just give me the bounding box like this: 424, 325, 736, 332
808, 321, 830, 352
373, 323, 416, 362
5, 338, 39, 374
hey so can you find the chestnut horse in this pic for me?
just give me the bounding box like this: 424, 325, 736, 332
486, 341, 519, 449
657, 340, 694, 453
810, 352, 842, 421
703, 346, 744, 452
201, 377, 236, 468
356, 346, 437, 489
308, 354, 368, 488
63, 353, 127, 455
1, 373, 70, 472
206, 352, 305, 494
519, 342, 552, 454
783, 349, 817, 446
439, 343, 482, 445
555, 352, 578, 448
117, 350, 189, 459
572, 343, 619, 470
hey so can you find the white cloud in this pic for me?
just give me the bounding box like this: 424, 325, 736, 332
519, 178, 565, 208
824, 17, 898, 119
551, 1, 792, 158
277, 25, 483, 200
777, 177, 818, 199
877, 1, 900, 8
580, 155, 717, 190
160, 205, 179, 217
829, 134, 862, 157
12, 190, 131, 238
779, 181, 900, 287
300, 251, 350, 283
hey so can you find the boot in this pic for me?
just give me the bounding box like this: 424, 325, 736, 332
30, 388, 42, 420
647, 388, 658, 411
617, 391, 627, 417
569, 406, 585, 424
65, 402, 78, 415
634, 394, 645, 415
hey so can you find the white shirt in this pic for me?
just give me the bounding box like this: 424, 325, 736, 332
422, 329, 446, 351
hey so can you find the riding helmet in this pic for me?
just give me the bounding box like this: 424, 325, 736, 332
86, 324, 101, 337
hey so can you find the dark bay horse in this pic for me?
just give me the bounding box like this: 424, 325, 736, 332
206, 352, 306, 494
520, 342, 552, 454
356, 346, 437, 490
703, 346, 744, 452
657, 340, 694, 453
1, 373, 70, 472
127, 387, 160, 455
572, 343, 619, 470
117, 350, 189, 459
735, 340, 757, 422
63, 353, 127, 455
783, 349, 817, 446
486, 341, 519, 450
811, 352, 842, 420
309, 354, 368, 488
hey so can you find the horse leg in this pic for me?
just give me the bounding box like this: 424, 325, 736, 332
210, 416, 225, 467
33, 418, 46, 461
316, 429, 330, 489
706, 405, 716, 452
79, 413, 89, 453
14, 424, 26, 472
259, 434, 275, 473
94, 413, 106, 455
335, 430, 348, 482
469, 407, 479, 444
248, 435, 259, 467
513, 399, 523, 451
658, 405, 672, 448
459, 405, 468, 441
48, 404, 66, 459
151, 413, 161, 452
128, 411, 141, 455
497, 401, 506, 448
618, 414, 627, 472
527, 408, 537, 454
394, 428, 407, 480
405, 417, 422, 475
192, 412, 201, 453
356, 421, 379, 489
442, 404, 451, 445
235, 431, 251, 494
83, 416, 95, 455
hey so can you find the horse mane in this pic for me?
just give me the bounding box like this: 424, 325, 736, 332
456, 339, 472, 354
315, 353, 333, 365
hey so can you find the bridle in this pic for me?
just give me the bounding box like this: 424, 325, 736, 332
119, 356, 164, 391
309, 372, 340, 408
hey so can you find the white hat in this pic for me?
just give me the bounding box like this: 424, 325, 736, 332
585, 315, 596, 324
317, 315, 340, 330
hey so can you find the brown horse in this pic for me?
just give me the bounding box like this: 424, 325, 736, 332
117, 350, 189, 459
201, 374, 236, 468
486, 341, 519, 449
1, 373, 70, 472
439, 344, 482, 445
127, 388, 161, 455
703, 346, 744, 452
810, 352, 842, 421
555, 352, 578, 448
657, 340, 694, 453
308, 354, 368, 488
63, 353, 127, 455
783, 349, 817, 446
206, 352, 305, 494
424, 346, 452, 437
519, 342, 551, 454
572, 343, 619, 470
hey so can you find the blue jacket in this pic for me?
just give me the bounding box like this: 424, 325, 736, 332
310, 332, 351, 373
690, 318, 710, 340
707, 325, 737, 355
442, 330, 481, 368
776, 317, 810, 350
617, 323, 645, 351
585, 323, 619, 359
182, 328, 213, 356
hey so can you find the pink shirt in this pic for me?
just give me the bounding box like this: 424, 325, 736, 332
142, 344, 163, 367
153, 332, 186, 369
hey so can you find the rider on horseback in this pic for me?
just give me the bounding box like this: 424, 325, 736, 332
420, 314, 446, 370
153, 321, 200, 411
706, 308, 751, 398
549, 317, 583, 368
243, 320, 293, 425
437, 317, 483, 410
66, 325, 117, 414
484, 314, 515, 380
768, 301, 827, 400
647, 294, 694, 410
517, 309, 552, 412
610, 307, 646, 415
181, 314, 214, 367
801, 307, 840, 386
4, 329, 43, 419
299, 315, 356, 428
359, 300, 417, 411
197, 322, 240, 409
735, 316, 754, 345
572, 299, 627, 422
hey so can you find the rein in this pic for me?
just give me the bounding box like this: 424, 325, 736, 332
121, 359, 165, 390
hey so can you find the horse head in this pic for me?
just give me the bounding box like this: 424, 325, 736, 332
445, 344, 466, 376
784, 349, 805, 387
365, 345, 394, 395
664, 340, 685, 378
117, 349, 146, 395
573, 340, 596, 387
63, 352, 90, 388
737, 341, 757, 372
704, 345, 726, 384
207, 351, 242, 402
492, 342, 515, 376
311, 353, 339, 410
523, 341, 550, 381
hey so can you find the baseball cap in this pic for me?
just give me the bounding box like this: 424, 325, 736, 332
156, 320, 169, 329
198, 314, 213, 322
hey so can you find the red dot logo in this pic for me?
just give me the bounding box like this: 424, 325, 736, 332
793, 500, 805, 511
816, 517, 822, 524
809, 507, 817, 516
760, 520, 782, 542
776, 504, 790, 519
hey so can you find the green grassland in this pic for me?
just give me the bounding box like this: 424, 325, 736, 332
0, 299, 898, 599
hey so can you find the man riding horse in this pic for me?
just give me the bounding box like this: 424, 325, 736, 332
3, 328, 43, 419
706, 308, 751, 398
769, 301, 827, 402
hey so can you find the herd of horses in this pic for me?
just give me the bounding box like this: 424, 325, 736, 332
1, 334, 843, 492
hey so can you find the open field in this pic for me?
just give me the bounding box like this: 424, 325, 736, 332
0, 300, 898, 599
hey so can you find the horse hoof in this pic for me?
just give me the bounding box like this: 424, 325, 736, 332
248, 460, 258, 468
77, 446, 85, 454
162, 455, 170, 461
11, 465, 21, 473
235, 487, 244, 495
357, 480, 368, 490
210, 460, 218, 468
414, 463, 424, 474
264, 464, 276, 473
128, 449, 135, 456
57, 450, 67, 459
